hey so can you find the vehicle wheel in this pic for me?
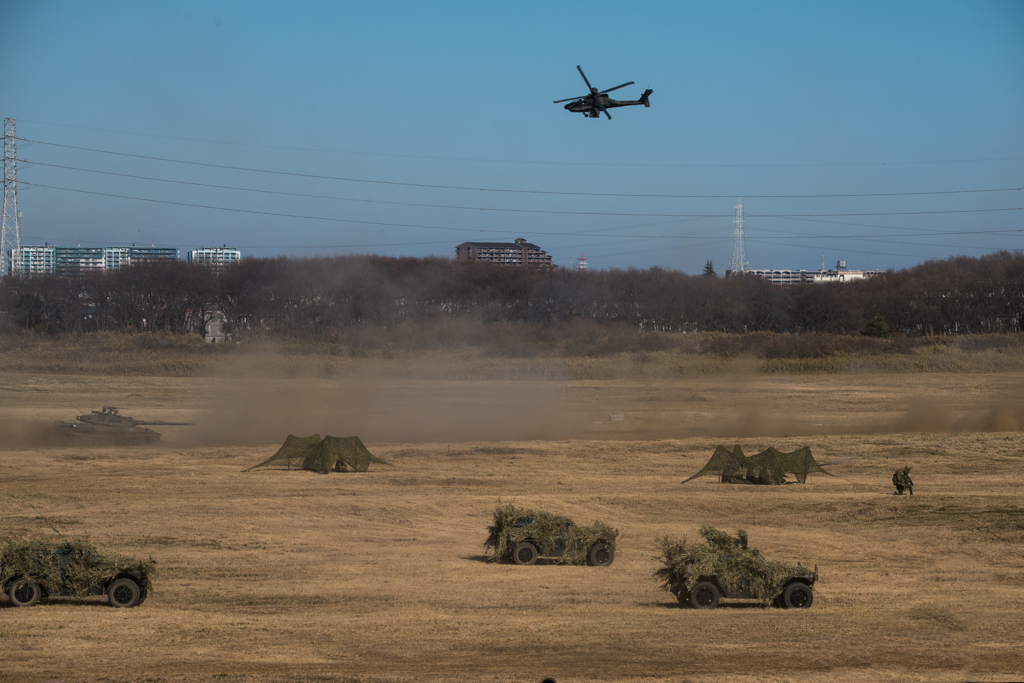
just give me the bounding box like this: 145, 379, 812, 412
136, 588, 148, 606
587, 542, 614, 567
108, 578, 141, 608
782, 582, 813, 609
9, 579, 42, 607
688, 581, 720, 609
512, 541, 539, 566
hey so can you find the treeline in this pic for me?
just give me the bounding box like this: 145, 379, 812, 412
1, 250, 1022, 340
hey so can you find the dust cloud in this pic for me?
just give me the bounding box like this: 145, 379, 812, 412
189, 369, 581, 446
0, 420, 67, 448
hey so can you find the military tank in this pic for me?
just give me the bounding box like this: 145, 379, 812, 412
57, 407, 194, 444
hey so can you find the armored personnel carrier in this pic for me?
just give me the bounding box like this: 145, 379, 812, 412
57, 406, 193, 444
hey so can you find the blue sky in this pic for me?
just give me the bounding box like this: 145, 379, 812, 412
3, 0, 1022, 273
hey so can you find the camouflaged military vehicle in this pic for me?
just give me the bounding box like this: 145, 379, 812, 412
655, 525, 816, 609
57, 406, 193, 444
1, 538, 154, 608
484, 504, 617, 566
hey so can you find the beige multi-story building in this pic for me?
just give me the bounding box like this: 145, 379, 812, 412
455, 238, 554, 269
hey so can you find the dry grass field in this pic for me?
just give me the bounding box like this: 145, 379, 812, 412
1, 343, 1022, 682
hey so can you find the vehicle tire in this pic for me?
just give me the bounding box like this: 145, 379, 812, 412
782, 582, 813, 609
587, 542, 614, 567
108, 578, 141, 608
512, 541, 539, 566
9, 579, 42, 607
688, 581, 720, 610
136, 588, 148, 606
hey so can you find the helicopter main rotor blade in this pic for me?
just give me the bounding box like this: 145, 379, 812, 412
553, 95, 589, 103
576, 65, 595, 92
600, 81, 634, 94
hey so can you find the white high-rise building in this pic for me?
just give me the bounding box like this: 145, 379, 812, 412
10, 245, 56, 275
188, 247, 241, 272
104, 247, 132, 271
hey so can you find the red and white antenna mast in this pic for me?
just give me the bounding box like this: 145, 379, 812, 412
577, 253, 588, 271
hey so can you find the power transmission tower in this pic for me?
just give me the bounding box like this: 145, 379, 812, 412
2, 118, 21, 276
729, 197, 749, 274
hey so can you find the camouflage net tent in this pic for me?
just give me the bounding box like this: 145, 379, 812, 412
482, 503, 618, 565
682, 444, 833, 485
245, 434, 391, 474
0, 537, 155, 596
654, 525, 815, 602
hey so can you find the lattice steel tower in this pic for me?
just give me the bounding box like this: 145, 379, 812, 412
729, 197, 749, 273
2, 118, 20, 276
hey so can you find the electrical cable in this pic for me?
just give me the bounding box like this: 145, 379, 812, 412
19, 120, 1024, 168
19, 138, 1024, 199
27, 182, 1024, 223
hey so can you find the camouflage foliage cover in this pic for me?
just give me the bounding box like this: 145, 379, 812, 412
483, 504, 618, 565
245, 434, 391, 474
0, 538, 155, 596
682, 444, 833, 484
654, 525, 815, 602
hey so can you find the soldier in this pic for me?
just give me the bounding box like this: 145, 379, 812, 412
892, 468, 905, 495
902, 466, 914, 495
892, 466, 914, 495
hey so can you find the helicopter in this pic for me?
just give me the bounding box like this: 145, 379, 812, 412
554, 65, 653, 119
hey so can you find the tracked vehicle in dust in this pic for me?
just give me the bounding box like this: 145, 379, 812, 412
57, 406, 194, 444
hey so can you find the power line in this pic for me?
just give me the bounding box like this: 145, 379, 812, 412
35, 159, 1024, 221
28, 182, 1024, 223
19, 119, 1024, 168
26, 183, 734, 239
19, 138, 1024, 199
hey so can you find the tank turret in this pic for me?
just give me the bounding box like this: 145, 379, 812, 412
58, 407, 195, 444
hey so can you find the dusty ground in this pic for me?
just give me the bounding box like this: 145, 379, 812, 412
1, 369, 1022, 682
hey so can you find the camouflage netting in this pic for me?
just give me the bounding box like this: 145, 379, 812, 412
654, 525, 814, 602
482, 503, 618, 565
0, 537, 155, 596
682, 444, 833, 484
245, 434, 392, 474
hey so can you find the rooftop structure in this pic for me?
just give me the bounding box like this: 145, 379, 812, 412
455, 238, 554, 269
